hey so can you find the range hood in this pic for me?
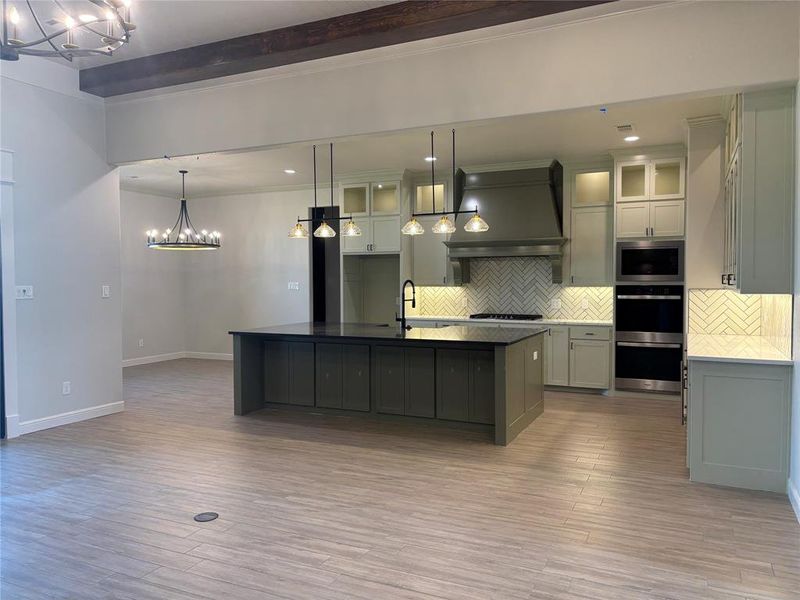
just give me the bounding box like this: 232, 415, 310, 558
445, 161, 565, 284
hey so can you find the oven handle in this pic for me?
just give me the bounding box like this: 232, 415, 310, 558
616, 295, 682, 300
617, 341, 683, 349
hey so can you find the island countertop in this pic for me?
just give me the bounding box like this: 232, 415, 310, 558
229, 322, 548, 347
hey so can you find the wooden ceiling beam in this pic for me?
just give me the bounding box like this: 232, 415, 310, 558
79, 1, 614, 97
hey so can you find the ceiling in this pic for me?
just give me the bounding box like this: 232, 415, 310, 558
30, 0, 399, 68
120, 93, 725, 198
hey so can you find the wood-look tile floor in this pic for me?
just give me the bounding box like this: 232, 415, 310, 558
1, 359, 798, 599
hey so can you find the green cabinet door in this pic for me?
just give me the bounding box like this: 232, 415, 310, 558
288, 342, 315, 406
342, 344, 370, 412
264, 341, 289, 404
374, 346, 405, 414
436, 349, 470, 421
405, 348, 435, 418
315, 343, 342, 408
469, 351, 495, 424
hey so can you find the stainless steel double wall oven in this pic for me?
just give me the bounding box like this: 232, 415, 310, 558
614, 241, 684, 393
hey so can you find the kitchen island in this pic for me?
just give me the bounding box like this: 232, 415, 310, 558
230, 322, 547, 445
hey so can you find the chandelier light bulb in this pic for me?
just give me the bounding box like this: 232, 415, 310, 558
401, 217, 425, 236
432, 215, 456, 234
79, 14, 97, 23
64, 15, 76, 28
8, 6, 20, 25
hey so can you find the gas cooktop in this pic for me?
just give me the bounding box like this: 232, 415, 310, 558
469, 313, 543, 321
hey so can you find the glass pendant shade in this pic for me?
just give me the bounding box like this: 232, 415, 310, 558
464, 213, 489, 233
401, 217, 425, 236
341, 219, 362, 237
313, 221, 336, 238
289, 222, 309, 239
431, 215, 456, 234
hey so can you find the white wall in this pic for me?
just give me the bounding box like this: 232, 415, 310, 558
181, 189, 312, 356
105, 1, 800, 164
0, 63, 122, 434
120, 190, 186, 363
789, 19, 800, 521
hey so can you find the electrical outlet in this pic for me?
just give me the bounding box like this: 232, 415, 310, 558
62, 381, 71, 395
15, 285, 33, 299
581, 298, 589, 310
101, 285, 111, 299
138, 338, 144, 348
287, 281, 300, 291
461, 296, 468, 309
533, 351, 538, 360
550, 298, 561, 310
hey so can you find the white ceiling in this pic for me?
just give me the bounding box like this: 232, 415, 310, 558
23, 0, 399, 68
120, 93, 725, 198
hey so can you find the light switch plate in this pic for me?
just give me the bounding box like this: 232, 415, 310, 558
287, 281, 300, 291
101, 285, 111, 299
15, 285, 33, 299
533, 351, 538, 360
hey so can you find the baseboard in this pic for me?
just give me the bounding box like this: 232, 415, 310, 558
788, 478, 800, 524
17, 401, 124, 436
4, 414, 19, 439
122, 352, 186, 367
185, 352, 233, 361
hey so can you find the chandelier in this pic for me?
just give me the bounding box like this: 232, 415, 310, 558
0, 0, 135, 62
146, 170, 220, 251
402, 130, 489, 235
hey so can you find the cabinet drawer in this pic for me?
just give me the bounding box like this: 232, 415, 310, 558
569, 326, 610, 341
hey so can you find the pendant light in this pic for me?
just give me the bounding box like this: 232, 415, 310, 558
402, 129, 488, 236
147, 170, 220, 250
290, 143, 359, 239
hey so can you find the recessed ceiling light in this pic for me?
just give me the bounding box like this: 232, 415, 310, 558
283, 169, 296, 174
424, 156, 437, 162
624, 135, 640, 142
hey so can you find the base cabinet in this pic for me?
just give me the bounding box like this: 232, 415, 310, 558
373, 346, 435, 417
569, 340, 611, 389
264, 341, 315, 406
688, 360, 790, 492
315, 343, 371, 411
544, 326, 570, 386
436, 349, 495, 424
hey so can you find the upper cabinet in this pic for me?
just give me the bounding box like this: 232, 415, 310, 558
567, 165, 613, 286
615, 157, 685, 202
341, 179, 401, 255
721, 89, 795, 294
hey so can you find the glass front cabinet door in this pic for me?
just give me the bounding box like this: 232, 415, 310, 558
341, 184, 370, 217
616, 161, 649, 202
650, 158, 686, 200
573, 169, 611, 207
370, 182, 400, 215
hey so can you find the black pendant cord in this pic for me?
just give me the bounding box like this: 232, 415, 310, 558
296, 141, 354, 224
313, 144, 318, 209
410, 129, 476, 220
330, 142, 334, 208
430, 131, 436, 213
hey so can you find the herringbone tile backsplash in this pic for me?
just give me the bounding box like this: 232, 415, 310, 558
414, 257, 613, 321
688, 289, 792, 355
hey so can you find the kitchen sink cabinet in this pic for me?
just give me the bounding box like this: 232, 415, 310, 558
436, 349, 495, 424
544, 326, 570, 386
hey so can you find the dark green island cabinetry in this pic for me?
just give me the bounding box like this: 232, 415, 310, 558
230, 323, 547, 445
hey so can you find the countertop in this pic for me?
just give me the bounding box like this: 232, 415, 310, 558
405, 315, 613, 327
230, 322, 548, 346
687, 334, 793, 366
